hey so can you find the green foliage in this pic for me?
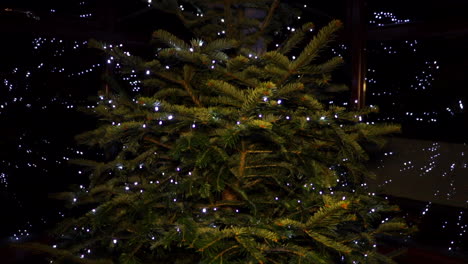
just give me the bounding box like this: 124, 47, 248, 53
33, 1, 411, 263
290, 20, 342, 72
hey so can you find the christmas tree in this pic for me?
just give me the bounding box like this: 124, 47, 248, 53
25, 0, 410, 263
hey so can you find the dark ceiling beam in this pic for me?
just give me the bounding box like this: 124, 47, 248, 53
368, 20, 468, 41
346, 0, 367, 109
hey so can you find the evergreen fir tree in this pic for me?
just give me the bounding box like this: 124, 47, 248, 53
24, 1, 411, 263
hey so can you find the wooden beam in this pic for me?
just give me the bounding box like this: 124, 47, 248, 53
346, 0, 367, 109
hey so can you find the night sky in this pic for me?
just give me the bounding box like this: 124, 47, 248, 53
0, 0, 467, 263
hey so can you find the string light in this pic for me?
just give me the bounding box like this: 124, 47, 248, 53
1, 5, 466, 260
369, 11, 411, 26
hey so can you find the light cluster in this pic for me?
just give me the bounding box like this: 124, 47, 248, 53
410, 60, 439, 90
367, 41, 464, 127
367, 10, 467, 254
374, 140, 468, 253
11, 225, 32, 242
331, 44, 348, 58
77, 1, 94, 19
369, 11, 411, 27
1, 33, 102, 246
0, 172, 7, 188
68, 63, 101, 77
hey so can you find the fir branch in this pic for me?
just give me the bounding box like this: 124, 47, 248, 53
152, 30, 190, 50
14, 243, 113, 264
238, 141, 247, 177
209, 245, 241, 263
201, 95, 243, 107
182, 80, 203, 107
226, 55, 250, 72
143, 136, 173, 149
303, 230, 353, 254
289, 20, 342, 72
234, 236, 267, 263
203, 38, 239, 53
316, 56, 344, 74
262, 51, 290, 70
306, 200, 350, 227
246, 150, 273, 153
277, 22, 314, 55
206, 80, 246, 102
49, 3, 409, 263
153, 71, 183, 85
152, 87, 190, 99
276, 82, 304, 97
374, 221, 409, 235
